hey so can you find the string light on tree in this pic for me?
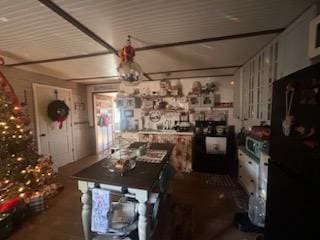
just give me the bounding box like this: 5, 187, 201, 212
0, 59, 56, 203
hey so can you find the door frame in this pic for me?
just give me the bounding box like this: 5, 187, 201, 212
32, 83, 75, 161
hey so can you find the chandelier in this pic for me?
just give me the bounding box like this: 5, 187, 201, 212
117, 35, 143, 85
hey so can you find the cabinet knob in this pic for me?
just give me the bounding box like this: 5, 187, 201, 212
239, 153, 242, 156
248, 161, 252, 164
40, 133, 46, 137
250, 179, 254, 183
264, 162, 269, 166
239, 165, 242, 168
239, 175, 242, 178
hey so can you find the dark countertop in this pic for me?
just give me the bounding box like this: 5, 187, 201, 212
71, 143, 174, 191
238, 145, 260, 163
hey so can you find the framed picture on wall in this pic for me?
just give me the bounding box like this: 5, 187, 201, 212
123, 109, 134, 118
308, 14, 320, 59
125, 97, 135, 108
115, 98, 124, 108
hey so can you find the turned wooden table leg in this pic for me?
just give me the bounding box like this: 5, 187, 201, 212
81, 189, 92, 240
138, 201, 148, 240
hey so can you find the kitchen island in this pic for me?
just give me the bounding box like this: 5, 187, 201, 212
72, 142, 174, 240
139, 131, 193, 172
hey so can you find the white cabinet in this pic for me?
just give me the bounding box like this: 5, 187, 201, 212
238, 149, 259, 195
237, 5, 317, 124
278, 6, 317, 78
233, 70, 241, 119
240, 39, 279, 122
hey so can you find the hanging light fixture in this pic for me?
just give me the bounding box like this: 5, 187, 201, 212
117, 35, 143, 86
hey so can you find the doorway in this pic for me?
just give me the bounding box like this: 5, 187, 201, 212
93, 92, 117, 154
33, 84, 74, 169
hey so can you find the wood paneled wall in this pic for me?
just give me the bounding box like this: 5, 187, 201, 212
0, 66, 95, 160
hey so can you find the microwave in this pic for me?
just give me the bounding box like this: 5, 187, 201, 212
245, 136, 269, 159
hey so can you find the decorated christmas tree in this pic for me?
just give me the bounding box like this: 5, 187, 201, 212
0, 64, 55, 204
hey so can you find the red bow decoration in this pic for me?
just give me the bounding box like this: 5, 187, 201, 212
118, 36, 135, 63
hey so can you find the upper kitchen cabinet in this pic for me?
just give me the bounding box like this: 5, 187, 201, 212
238, 39, 279, 122
235, 5, 318, 123
277, 5, 317, 79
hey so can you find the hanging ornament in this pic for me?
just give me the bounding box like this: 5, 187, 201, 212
282, 83, 295, 136
117, 35, 143, 86
47, 100, 69, 129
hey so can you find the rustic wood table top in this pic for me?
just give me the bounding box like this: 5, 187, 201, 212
71, 142, 174, 190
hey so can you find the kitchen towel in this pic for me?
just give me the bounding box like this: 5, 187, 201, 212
91, 188, 110, 234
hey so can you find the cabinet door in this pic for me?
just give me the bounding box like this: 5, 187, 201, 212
265, 40, 279, 122
238, 150, 259, 195
233, 70, 241, 119
241, 66, 249, 120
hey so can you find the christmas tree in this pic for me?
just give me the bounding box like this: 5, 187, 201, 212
0, 65, 55, 203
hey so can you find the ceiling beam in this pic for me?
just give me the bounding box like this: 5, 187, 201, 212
64, 65, 239, 81
126, 74, 236, 82
147, 65, 241, 75
66, 75, 119, 81
67, 74, 234, 84
5, 28, 283, 67
135, 28, 284, 51
38, 0, 117, 54
37, 0, 153, 81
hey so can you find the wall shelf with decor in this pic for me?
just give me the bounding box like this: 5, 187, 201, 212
188, 94, 215, 109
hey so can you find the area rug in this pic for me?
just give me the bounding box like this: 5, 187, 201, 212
196, 173, 236, 187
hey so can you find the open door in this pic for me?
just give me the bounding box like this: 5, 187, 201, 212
33, 84, 74, 168
93, 93, 115, 154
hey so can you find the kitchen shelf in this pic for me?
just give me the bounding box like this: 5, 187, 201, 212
141, 108, 186, 112
140, 95, 184, 99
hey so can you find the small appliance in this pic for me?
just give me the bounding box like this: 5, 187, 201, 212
245, 136, 269, 159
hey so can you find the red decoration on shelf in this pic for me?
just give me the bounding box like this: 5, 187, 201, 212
215, 102, 233, 108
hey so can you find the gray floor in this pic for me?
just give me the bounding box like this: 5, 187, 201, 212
9, 154, 258, 240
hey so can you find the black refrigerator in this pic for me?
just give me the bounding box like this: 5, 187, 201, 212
265, 62, 320, 240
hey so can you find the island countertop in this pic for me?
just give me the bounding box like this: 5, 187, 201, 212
71, 142, 174, 191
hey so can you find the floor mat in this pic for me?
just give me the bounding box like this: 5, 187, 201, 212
196, 173, 236, 187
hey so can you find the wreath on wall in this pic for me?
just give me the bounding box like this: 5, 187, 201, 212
47, 100, 70, 129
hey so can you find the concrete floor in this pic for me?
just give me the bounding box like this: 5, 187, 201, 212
9, 154, 258, 240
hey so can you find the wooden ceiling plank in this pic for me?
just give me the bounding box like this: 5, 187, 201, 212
38, 0, 118, 54
6, 51, 110, 67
